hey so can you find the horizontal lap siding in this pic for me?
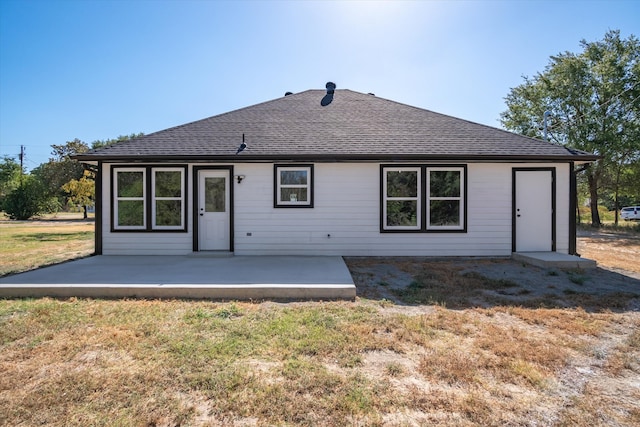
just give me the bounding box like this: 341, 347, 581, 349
99, 162, 571, 256
234, 163, 380, 255
102, 234, 193, 255
235, 163, 517, 256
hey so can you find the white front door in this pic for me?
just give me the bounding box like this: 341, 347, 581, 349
514, 169, 554, 252
198, 170, 230, 251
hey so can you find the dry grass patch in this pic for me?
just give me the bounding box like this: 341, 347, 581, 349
489, 306, 611, 336
555, 381, 640, 427
2, 298, 639, 426
0, 218, 94, 276
577, 228, 640, 274
605, 321, 640, 375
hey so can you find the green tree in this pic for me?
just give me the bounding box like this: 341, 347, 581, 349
31, 138, 89, 206
2, 176, 59, 220
62, 170, 95, 219
0, 156, 22, 210
501, 30, 640, 227
91, 132, 144, 149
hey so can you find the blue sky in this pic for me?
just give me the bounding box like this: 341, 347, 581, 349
1, 0, 638, 170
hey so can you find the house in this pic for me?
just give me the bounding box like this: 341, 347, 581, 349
74, 83, 598, 257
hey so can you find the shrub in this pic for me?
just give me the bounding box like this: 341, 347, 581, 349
2, 178, 59, 220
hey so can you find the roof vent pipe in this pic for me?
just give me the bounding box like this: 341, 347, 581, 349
326, 82, 336, 94
321, 82, 336, 106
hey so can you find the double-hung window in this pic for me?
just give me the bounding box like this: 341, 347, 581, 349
382, 167, 421, 230
274, 165, 313, 207
112, 166, 186, 231
152, 168, 185, 229
114, 168, 146, 229
381, 165, 466, 232
427, 167, 464, 230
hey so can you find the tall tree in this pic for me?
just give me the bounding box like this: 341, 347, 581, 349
32, 138, 89, 204
501, 30, 640, 227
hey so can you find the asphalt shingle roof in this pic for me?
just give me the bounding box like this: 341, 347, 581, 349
76, 89, 597, 162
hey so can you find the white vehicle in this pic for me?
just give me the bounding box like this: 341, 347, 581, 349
620, 206, 640, 221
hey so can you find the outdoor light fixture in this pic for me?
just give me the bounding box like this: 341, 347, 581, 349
235, 175, 246, 184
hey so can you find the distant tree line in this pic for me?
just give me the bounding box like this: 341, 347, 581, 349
0, 134, 142, 220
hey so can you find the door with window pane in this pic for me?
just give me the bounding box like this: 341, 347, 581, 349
198, 170, 230, 250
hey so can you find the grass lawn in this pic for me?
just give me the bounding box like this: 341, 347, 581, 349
1, 298, 638, 426
1, 214, 639, 426
0, 213, 94, 276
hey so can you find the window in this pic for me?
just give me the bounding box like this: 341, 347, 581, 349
383, 167, 421, 230
427, 167, 464, 230
114, 168, 146, 229
274, 165, 313, 207
381, 165, 466, 233
112, 166, 186, 231
152, 168, 185, 229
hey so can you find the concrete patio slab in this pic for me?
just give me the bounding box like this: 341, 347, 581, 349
512, 252, 597, 269
0, 256, 356, 300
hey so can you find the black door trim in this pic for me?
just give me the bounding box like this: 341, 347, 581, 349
193, 166, 234, 252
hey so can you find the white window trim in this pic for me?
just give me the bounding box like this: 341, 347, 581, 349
151, 167, 185, 230
276, 166, 312, 206
426, 166, 464, 230
114, 167, 146, 230
383, 167, 421, 230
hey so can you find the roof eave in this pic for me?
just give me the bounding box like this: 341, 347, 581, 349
73, 153, 601, 163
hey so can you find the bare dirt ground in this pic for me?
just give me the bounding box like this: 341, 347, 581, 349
347, 229, 640, 309
344, 230, 640, 426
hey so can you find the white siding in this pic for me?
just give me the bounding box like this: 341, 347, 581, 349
99, 162, 573, 256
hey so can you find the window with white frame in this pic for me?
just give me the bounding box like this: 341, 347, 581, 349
427, 167, 464, 230
381, 165, 466, 233
112, 166, 186, 231
152, 168, 185, 229
383, 167, 421, 230
114, 168, 146, 230
274, 165, 313, 207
